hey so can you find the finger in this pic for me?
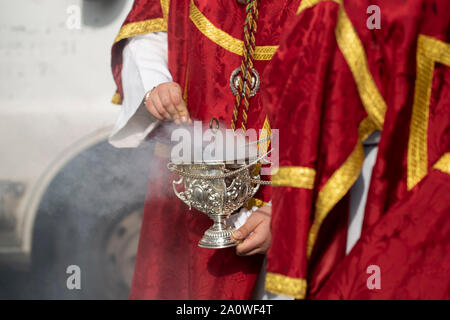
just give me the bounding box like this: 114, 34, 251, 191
177, 100, 190, 123
145, 99, 164, 121
168, 83, 183, 105
151, 92, 171, 120
238, 247, 264, 256
169, 84, 190, 122
232, 215, 262, 241
157, 88, 178, 119
236, 230, 266, 255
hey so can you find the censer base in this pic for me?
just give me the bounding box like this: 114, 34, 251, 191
198, 239, 237, 249
198, 221, 237, 249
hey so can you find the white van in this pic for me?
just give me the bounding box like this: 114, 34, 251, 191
0, 0, 150, 299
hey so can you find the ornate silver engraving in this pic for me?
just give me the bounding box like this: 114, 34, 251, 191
170, 163, 260, 249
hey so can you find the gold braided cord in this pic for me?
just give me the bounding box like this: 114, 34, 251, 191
432, 152, 450, 175
407, 35, 450, 190
189, 0, 277, 60
231, 0, 260, 131
265, 272, 307, 299
271, 166, 316, 189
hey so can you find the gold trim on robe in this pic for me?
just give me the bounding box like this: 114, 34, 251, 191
265, 272, 307, 299
297, 0, 339, 15
334, 2, 386, 130
114, 0, 170, 44
299, 0, 387, 130
189, 0, 278, 61
266, 0, 385, 298
307, 137, 364, 257
114, 18, 167, 44
407, 35, 450, 190
111, 92, 122, 105
432, 152, 450, 175
271, 166, 316, 189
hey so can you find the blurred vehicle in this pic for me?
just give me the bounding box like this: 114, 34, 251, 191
0, 0, 150, 299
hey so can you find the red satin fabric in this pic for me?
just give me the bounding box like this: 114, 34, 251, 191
263, 1, 366, 293
111, 0, 301, 299
315, 0, 450, 299
263, 0, 450, 299
111, 0, 164, 101
361, 0, 450, 231
315, 169, 450, 299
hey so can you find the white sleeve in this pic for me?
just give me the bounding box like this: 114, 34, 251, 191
108, 32, 172, 148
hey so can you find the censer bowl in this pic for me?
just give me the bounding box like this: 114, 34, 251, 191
169, 162, 260, 249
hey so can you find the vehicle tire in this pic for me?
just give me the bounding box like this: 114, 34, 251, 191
30, 140, 153, 299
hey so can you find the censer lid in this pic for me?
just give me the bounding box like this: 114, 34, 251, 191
171, 118, 265, 165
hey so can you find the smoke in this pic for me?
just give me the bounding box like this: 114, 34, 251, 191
151, 119, 260, 165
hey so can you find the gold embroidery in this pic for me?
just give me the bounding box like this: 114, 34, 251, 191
297, 0, 339, 15
295, 0, 384, 257
114, 0, 170, 43
407, 35, 450, 190
271, 166, 316, 189
189, 0, 278, 61
245, 198, 267, 209
432, 152, 450, 175
161, 0, 170, 23
258, 116, 271, 155
113, 1, 171, 104
306, 116, 376, 256
298, 0, 386, 129
111, 92, 122, 105
265, 272, 307, 299
358, 116, 378, 142
114, 18, 167, 44
243, 118, 272, 210
335, 3, 386, 129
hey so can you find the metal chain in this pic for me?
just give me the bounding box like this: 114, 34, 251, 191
168, 162, 272, 185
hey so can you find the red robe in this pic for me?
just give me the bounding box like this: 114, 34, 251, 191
111, 0, 301, 299
262, 0, 450, 299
